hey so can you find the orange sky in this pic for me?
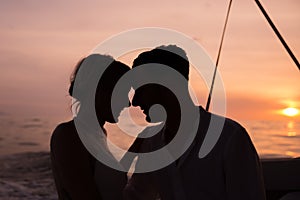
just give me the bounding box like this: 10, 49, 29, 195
0, 0, 299, 121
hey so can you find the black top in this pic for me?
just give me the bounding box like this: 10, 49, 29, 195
50, 120, 127, 200
50, 120, 101, 200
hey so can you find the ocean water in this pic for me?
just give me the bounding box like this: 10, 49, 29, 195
0, 115, 56, 156
242, 119, 300, 158
0, 114, 299, 159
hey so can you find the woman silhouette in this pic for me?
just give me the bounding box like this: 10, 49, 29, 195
50, 54, 130, 200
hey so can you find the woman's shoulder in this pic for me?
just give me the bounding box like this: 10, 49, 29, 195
54, 120, 75, 131
53, 120, 75, 134
51, 120, 76, 144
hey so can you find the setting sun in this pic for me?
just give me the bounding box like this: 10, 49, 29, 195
282, 107, 299, 117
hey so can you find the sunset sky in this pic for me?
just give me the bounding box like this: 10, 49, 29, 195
0, 0, 299, 122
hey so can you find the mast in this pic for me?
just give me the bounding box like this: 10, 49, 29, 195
206, 0, 233, 111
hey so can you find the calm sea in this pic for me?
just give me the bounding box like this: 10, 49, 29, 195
0, 114, 299, 159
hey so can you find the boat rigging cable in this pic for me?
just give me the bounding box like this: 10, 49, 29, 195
206, 0, 300, 111
254, 0, 300, 71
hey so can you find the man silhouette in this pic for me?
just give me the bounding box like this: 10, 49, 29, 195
122, 45, 266, 200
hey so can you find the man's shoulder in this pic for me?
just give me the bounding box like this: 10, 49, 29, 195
199, 109, 255, 157
223, 117, 245, 131
201, 108, 248, 143
215, 115, 251, 148
205, 109, 245, 133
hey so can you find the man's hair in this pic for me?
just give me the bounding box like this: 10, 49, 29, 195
132, 45, 190, 81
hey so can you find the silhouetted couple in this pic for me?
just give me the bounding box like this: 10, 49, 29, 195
50, 45, 266, 200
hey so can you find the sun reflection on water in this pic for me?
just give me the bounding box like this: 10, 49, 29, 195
287, 121, 297, 137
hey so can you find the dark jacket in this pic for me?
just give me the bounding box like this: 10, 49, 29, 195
123, 107, 266, 200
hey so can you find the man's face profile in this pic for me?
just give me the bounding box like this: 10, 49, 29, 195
132, 84, 166, 123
